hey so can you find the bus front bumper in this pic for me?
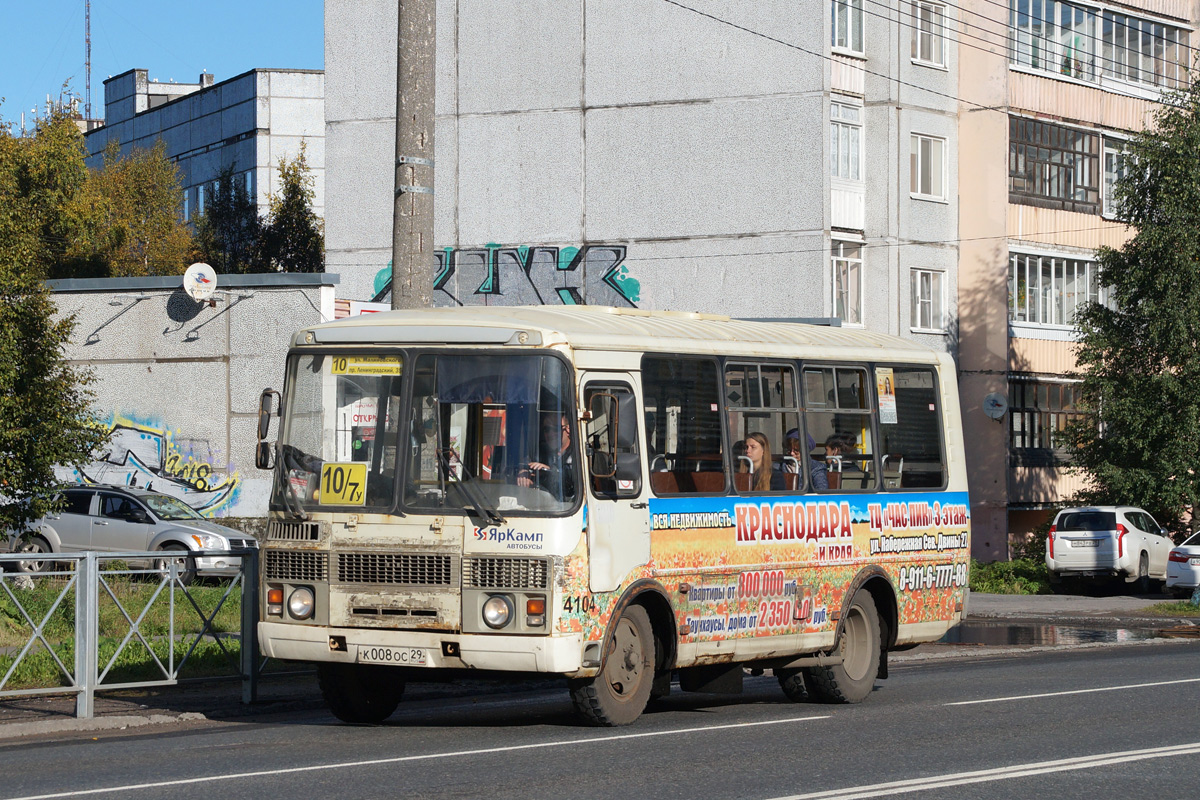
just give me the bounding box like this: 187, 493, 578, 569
259, 621, 587, 675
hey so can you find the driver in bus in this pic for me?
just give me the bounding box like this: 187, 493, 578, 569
517, 413, 576, 500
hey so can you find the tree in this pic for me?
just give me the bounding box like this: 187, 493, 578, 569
194, 163, 262, 274
67, 140, 194, 277
259, 142, 324, 272
1064, 81, 1200, 536
0, 113, 109, 538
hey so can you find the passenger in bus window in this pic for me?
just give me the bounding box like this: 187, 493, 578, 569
784, 429, 828, 490
825, 432, 861, 475
743, 432, 784, 491
518, 413, 576, 500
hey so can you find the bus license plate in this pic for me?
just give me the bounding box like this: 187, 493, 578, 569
357, 646, 428, 666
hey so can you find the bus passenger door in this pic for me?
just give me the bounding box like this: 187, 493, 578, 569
582, 375, 649, 593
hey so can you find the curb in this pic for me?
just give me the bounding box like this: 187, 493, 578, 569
0, 711, 207, 740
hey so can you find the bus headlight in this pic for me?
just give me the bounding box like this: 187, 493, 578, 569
288, 587, 315, 620
482, 595, 513, 629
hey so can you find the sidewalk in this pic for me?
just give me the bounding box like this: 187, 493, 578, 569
1, 592, 1195, 740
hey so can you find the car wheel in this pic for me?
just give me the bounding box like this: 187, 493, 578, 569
1131, 554, 1151, 595
806, 590, 881, 704
156, 543, 197, 586
15, 535, 54, 574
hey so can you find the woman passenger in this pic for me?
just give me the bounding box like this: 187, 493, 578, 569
743, 432, 784, 491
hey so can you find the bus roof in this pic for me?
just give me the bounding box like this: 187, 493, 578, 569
299, 305, 943, 362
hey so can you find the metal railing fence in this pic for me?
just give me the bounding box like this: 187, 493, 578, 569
0, 549, 259, 718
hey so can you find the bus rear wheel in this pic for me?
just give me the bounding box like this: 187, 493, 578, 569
806, 591, 880, 704
318, 662, 406, 724
569, 604, 655, 726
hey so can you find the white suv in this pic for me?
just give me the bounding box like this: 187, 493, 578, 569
1046, 506, 1173, 593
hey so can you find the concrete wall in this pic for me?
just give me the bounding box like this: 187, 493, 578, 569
86, 69, 325, 221
48, 274, 337, 523
325, 0, 959, 346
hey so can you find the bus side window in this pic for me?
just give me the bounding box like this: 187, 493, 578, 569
802, 365, 877, 491
876, 366, 946, 488
642, 356, 727, 495
724, 362, 800, 494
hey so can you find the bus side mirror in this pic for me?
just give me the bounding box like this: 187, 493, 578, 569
616, 393, 637, 449
614, 453, 640, 497
258, 389, 280, 441
256, 441, 275, 471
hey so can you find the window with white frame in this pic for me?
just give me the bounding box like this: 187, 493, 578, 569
832, 241, 863, 325
910, 134, 946, 199
831, 102, 862, 181
1008, 252, 1105, 326
197, 184, 205, 215
911, 1, 946, 66
831, 0, 864, 53
911, 269, 945, 331
182, 192, 190, 221
1102, 141, 1127, 218
244, 170, 254, 199
1009, 0, 1187, 91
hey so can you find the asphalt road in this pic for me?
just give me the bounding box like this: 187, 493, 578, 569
2, 638, 1198, 800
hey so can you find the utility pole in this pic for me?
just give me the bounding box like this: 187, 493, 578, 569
391, 0, 436, 310
84, 0, 92, 119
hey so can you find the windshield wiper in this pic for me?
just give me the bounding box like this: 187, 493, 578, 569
276, 442, 311, 521
438, 451, 505, 527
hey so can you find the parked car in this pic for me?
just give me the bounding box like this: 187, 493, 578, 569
1045, 506, 1173, 593
7, 484, 257, 583
1165, 530, 1200, 598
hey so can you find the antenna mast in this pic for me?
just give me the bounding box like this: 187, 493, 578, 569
85, 0, 92, 118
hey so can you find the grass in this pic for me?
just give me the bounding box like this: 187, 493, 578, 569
0, 570, 246, 690
969, 557, 1054, 595
1140, 600, 1200, 617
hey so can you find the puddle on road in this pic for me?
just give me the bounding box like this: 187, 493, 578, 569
939, 622, 1164, 646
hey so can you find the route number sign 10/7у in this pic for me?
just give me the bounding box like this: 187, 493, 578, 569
319, 462, 367, 505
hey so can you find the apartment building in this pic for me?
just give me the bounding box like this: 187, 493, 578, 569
958, 0, 1194, 558
84, 68, 325, 224
324, 0, 959, 339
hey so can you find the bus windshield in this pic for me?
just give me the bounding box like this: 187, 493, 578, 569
275, 352, 404, 512
404, 353, 577, 516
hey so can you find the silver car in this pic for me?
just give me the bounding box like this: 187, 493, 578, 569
9, 484, 257, 583
1046, 506, 1173, 593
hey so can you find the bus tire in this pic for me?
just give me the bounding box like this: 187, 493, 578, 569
776, 668, 809, 702
806, 591, 880, 704
318, 662, 405, 724
568, 604, 655, 726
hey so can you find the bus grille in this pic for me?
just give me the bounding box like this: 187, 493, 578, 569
462, 557, 549, 590
266, 520, 323, 541
337, 553, 453, 586
264, 550, 329, 582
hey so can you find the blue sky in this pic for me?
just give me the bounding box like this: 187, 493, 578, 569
1, 0, 324, 128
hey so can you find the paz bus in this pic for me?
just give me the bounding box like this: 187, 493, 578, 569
254, 306, 970, 726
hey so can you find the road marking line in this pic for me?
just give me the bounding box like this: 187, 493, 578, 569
944, 676, 1200, 706
765, 741, 1200, 800
1, 714, 830, 800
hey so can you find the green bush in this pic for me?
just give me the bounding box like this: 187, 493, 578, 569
969, 557, 1053, 595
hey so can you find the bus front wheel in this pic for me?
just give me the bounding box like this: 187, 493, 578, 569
318, 663, 405, 724
568, 604, 655, 726
806, 591, 880, 704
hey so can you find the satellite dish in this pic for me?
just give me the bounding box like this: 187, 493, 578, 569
983, 392, 1008, 420
183, 263, 218, 301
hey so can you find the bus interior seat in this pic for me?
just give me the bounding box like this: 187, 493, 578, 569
733, 473, 751, 492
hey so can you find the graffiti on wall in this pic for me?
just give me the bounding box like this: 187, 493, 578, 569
55, 415, 240, 516
374, 244, 641, 307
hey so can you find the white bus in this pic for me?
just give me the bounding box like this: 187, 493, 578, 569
255, 306, 970, 726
